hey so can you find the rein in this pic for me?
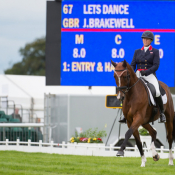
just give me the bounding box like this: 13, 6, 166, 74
115, 68, 140, 94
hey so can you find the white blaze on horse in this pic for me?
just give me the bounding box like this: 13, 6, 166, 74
111, 60, 175, 167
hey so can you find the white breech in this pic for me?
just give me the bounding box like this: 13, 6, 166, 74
136, 70, 160, 97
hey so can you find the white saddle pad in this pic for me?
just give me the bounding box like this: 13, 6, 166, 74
143, 81, 167, 106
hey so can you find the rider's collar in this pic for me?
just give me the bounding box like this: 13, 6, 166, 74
141, 45, 153, 51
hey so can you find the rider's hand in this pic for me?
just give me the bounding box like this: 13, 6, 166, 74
140, 71, 147, 76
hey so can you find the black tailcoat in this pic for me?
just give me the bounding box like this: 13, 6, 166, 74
131, 45, 160, 76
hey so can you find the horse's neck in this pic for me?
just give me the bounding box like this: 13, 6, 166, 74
125, 77, 146, 103
130, 73, 138, 87
125, 75, 140, 99
125, 67, 142, 99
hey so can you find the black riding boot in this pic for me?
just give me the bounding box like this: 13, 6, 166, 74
119, 117, 126, 123
155, 96, 166, 123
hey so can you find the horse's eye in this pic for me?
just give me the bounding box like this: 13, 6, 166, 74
123, 76, 127, 79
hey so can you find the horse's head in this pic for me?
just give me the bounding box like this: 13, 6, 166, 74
111, 59, 133, 101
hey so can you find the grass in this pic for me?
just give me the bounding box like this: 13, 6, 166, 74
0, 151, 174, 175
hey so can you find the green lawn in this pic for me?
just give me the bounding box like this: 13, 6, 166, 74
0, 151, 174, 175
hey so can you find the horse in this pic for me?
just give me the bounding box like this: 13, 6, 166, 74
111, 59, 175, 167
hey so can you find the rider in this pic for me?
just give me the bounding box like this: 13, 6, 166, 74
119, 31, 166, 123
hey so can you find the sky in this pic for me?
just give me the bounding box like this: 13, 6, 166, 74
0, 0, 47, 74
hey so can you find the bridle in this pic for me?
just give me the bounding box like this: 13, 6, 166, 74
114, 68, 140, 94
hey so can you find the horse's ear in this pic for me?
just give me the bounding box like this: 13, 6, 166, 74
111, 59, 117, 67
122, 59, 127, 68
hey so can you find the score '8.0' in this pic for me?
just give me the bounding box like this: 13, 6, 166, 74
73, 48, 86, 58
112, 48, 125, 59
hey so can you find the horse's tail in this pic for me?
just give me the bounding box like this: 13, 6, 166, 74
172, 112, 175, 142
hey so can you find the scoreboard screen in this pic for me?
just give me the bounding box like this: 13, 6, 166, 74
46, 0, 175, 86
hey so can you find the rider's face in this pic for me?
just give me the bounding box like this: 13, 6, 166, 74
142, 38, 152, 47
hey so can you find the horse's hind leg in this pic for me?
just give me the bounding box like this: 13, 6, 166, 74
133, 130, 147, 167
164, 110, 174, 165
142, 124, 160, 161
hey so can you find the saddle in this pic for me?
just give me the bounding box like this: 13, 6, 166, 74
139, 78, 166, 106
139, 78, 167, 124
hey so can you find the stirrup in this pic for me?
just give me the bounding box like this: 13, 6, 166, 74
119, 117, 126, 123
159, 113, 166, 123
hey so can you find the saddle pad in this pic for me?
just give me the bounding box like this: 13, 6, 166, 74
143, 81, 167, 106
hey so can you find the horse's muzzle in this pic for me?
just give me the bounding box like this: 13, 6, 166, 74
118, 96, 124, 102
117, 91, 125, 101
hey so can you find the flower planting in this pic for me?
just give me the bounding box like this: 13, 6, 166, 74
70, 128, 106, 143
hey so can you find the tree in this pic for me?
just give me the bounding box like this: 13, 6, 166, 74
4, 37, 45, 76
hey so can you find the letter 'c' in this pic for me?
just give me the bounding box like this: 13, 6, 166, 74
115, 35, 122, 44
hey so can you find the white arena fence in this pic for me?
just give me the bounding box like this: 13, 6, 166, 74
0, 139, 174, 159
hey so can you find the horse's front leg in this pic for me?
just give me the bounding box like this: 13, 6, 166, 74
116, 115, 142, 157
133, 130, 147, 167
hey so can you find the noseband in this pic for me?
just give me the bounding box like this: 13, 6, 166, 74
114, 68, 140, 94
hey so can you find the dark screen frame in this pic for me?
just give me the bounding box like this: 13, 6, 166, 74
46, 1, 61, 85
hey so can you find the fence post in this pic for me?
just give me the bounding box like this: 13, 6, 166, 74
50, 141, 54, 153
28, 139, 31, 147
74, 142, 77, 152
160, 146, 164, 154
62, 141, 65, 149
135, 145, 137, 153
39, 140, 42, 148
110, 144, 113, 151
17, 139, 20, 147
51, 141, 53, 148
6, 139, 9, 147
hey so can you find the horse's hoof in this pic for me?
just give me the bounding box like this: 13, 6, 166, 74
116, 150, 124, 157
168, 160, 174, 166
153, 154, 160, 161
140, 164, 145, 167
